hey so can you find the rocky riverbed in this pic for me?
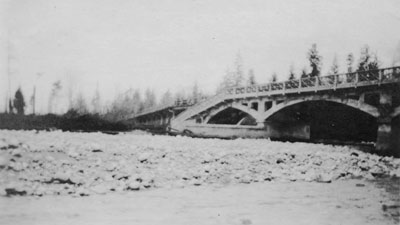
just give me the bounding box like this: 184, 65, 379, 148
0, 130, 399, 197
0, 130, 399, 224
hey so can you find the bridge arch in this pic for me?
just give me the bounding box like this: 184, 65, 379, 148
260, 96, 380, 121
204, 103, 259, 125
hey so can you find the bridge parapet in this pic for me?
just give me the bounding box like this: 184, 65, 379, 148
133, 96, 209, 118
226, 67, 400, 98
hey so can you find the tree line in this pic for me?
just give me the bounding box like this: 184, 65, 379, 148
218, 44, 387, 92
6, 43, 400, 121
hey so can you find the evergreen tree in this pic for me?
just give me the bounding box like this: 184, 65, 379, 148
217, 68, 235, 93
247, 69, 256, 85
160, 90, 174, 106
346, 53, 354, 73
216, 53, 246, 93
233, 53, 245, 86
357, 45, 380, 81
192, 81, 200, 102
357, 45, 371, 72
307, 43, 322, 77
330, 55, 339, 75
13, 87, 26, 115
368, 53, 380, 71
144, 89, 156, 109
300, 67, 309, 79
91, 83, 101, 114
288, 64, 296, 80
73, 93, 88, 115
270, 73, 277, 82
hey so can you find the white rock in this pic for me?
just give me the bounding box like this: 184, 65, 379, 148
90, 184, 109, 194
67, 150, 79, 158
0, 186, 7, 196
0, 140, 8, 149
0, 155, 9, 167
389, 167, 400, 177
317, 173, 333, 183
138, 152, 151, 162
7, 138, 20, 147
127, 181, 141, 190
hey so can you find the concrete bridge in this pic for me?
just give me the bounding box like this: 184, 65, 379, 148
130, 67, 400, 154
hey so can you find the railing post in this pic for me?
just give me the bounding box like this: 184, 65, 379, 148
314, 77, 319, 92
378, 69, 382, 85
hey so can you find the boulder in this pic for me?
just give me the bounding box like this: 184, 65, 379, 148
127, 180, 141, 191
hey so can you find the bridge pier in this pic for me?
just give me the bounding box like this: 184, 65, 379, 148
375, 92, 398, 156
376, 117, 392, 152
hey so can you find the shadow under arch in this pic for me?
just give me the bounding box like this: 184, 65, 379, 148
207, 107, 257, 125
264, 100, 378, 142
261, 97, 379, 121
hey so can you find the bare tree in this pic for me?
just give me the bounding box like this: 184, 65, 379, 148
144, 88, 156, 109
48, 80, 62, 114
73, 92, 88, 115
91, 83, 101, 114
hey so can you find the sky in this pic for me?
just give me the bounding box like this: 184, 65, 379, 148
1, 0, 400, 114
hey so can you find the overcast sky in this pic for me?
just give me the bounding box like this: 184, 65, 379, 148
1, 0, 400, 114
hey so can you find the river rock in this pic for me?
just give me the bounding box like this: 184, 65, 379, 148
0, 155, 9, 167
90, 184, 109, 194
317, 173, 333, 183
127, 180, 141, 191
138, 152, 151, 163
0, 140, 8, 149
388, 167, 400, 177
7, 138, 20, 148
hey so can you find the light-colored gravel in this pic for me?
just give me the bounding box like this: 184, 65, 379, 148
0, 129, 399, 197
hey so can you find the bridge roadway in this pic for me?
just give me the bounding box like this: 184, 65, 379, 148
130, 67, 400, 155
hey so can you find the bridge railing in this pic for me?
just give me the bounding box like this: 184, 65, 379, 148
134, 96, 210, 118
227, 66, 400, 97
